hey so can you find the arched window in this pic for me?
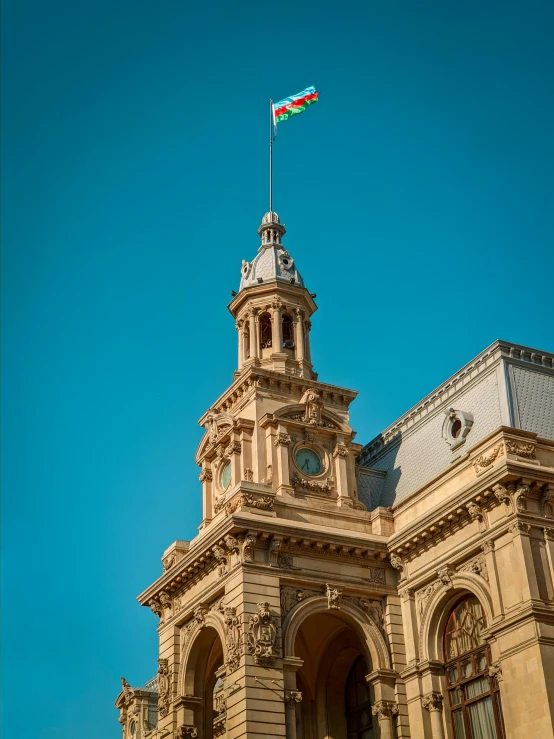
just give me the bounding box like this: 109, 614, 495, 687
444, 596, 505, 739
260, 313, 272, 349
282, 313, 294, 350
345, 656, 373, 739
244, 322, 250, 359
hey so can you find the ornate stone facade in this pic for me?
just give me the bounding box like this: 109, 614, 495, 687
115, 213, 554, 739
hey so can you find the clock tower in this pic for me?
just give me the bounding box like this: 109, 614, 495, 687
121, 212, 399, 739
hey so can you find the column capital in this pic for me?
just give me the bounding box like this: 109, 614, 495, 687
371, 700, 399, 721
422, 692, 444, 712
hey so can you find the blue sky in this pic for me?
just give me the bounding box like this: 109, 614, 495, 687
2, 0, 553, 736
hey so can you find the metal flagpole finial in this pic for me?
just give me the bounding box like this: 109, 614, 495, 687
269, 99, 273, 214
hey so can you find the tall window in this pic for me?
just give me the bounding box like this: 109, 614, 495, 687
282, 313, 294, 350
345, 656, 373, 739
444, 596, 504, 739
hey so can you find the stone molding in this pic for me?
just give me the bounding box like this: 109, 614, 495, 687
246, 602, 280, 667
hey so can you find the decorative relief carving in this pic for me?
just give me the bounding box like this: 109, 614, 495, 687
363, 567, 386, 585
149, 598, 163, 618
243, 468, 254, 482
193, 605, 208, 629
416, 581, 442, 619
422, 693, 443, 712
240, 532, 257, 562
291, 472, 334, 495
481, 539, 495, 554
224, 607, 242, 673
120, 676, 134, 705
199, 469, 213, 483
280, 586, 321, 616
346, 597, 385, 629
505, 439, 536, 459
467, 502, 488, 531
213, 546, 228, 577
332, 443, 349, 459
175, 726, 198, 738
300, 389, 323, 426
458, 554, 489, 582
544, 527, 554, 540
284, 690, 302, 707
389, 554, 405, 579
224, 535, 239, 553
225, 441, 241, 457
162, 552, 177, 572
438, 566, 455, 589
326, 583, 343, 610
541, 487, 554, 517
372, 701, 399, 721
492, 483, 511, 509
510, 521, 531, 536
514, 483, 530, 512
225, 492, 274, 516
247, 602, 279, 666
274, 433, 292, 447
277, 552, 297, 569
489, 661, 503, 682
157, 658, 171, 718
269, 538, 283, 566
473, 444, 503, 474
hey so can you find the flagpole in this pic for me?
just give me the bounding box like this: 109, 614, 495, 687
269, 99, 273, 213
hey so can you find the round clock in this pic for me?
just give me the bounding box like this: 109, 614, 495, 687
220, 461, 232, 491
295, 447, 323, 476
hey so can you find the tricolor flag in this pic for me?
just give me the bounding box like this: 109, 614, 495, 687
272, 86, 319, 126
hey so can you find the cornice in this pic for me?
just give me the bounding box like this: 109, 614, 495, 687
227, 280, 318, 317
360, 339, 554, 465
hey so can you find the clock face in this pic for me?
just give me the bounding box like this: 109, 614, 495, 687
295, 447, 322, 476
220, 461, 231, 490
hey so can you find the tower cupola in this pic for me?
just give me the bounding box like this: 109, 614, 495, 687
229, 213, 316, 379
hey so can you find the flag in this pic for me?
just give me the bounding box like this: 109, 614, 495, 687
272, 86, 319, 125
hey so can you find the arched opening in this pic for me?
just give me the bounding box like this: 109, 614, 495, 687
182, 626, 224, 739
443, 595, 505, 739
243, 322, 250, 360
282, 313, 295, 355
259, 313, 272, 355
292, 610, 376, 739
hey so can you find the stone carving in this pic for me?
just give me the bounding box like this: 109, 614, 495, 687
510, 521, 531, 536
416, 581, 441, 618
389, 554, 405, 579
332, 443, 349, 459
224, 535, 239, 554
224, 607, 242, 673
225, 441, 241, 457
473, 444, 503, 474
400, 589, 415, 601
467, 502, 488, 531
438, 566, 455, 589
291, 472, 334, 495
422, 693, 443, 712
274, 432, 292, 447
225, 493, 274, 516
347, 597, 385, 629
199, 469, 213, 483
514, 483, 530, 512
157, 658, 171, 718
243, 468, 254, 482
481, 539, 495, 554
193, 605, 208, 628
120, 676, 134, 705
175, 726, 198, 738
544, 528, 554, 540
277, 552, 296, 569
326, 583, 343, 610
505, 439, 536, 459
458, 555, 488, 582
493, 483, 511, 509
162, 552, 176, 572
372, 701, 399, 721
269, 538, 283, 566
300, 389, 323, 426
364, 567, 386, 584
280, 586, 321, 616
489, 661, 503, 682
213, 713, 226, 737
213, 497, 225, 514
247, 602, 279, 666
204, 408, 233, 444
213, 546, 228, 577
159, 591, 171, 615
240, 532, 257, 562
149, 598, 163, 618
284, 690, 302, 707
540, 486, 554, 517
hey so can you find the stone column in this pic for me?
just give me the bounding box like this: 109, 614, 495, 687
481, 539, 504, 618
283, 657, 304, 739
274, 426, 292, 494
543, 528, 554, 594
254, 311, 261, 358
510, 521, 541, 602
271, 301, 283, 352
399, 589, 419, 665
422, 693, 445, 739
199, 466, 213, 523
249, 312, 259, 360
332, 439, 352, 506
371, 701, 398, 739
236, 319, 244, 369
293, 308, 304, 362
303, 319, 312, 362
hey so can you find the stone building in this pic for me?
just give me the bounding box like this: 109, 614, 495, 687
116, 212, 554, 739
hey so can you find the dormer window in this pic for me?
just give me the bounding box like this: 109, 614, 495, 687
442, 408, 474, 451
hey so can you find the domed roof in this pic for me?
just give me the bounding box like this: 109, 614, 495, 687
239, 212, 305, 291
